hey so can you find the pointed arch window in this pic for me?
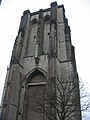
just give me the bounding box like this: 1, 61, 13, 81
43, 15, 50, 53
28, 18, 38, 56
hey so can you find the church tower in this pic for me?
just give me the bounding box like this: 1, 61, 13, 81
0, 2, 82, 120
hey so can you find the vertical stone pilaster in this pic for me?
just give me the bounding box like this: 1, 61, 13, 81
46, 2, 58, 119
50, 2, 57, 21
20, 10, 31, 64
34, 9, 44, 64
49, 1, 57, 53
1, 65, 23, 120
48, 1, 58, 80
19, 10, 31, 31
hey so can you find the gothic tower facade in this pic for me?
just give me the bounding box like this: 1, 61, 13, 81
0, 2, 82, 120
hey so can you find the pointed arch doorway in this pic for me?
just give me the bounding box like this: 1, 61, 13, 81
26, 70, 46, 120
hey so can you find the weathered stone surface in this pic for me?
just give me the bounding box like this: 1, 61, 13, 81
0, 2, 82, 120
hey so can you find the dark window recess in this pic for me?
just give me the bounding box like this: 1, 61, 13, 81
34, 36, 36, 39
47, 32, 50, 36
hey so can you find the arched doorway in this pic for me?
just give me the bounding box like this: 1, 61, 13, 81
26, 70, 46, 120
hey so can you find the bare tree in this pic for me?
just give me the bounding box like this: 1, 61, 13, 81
80, 80, 90, 120
29, 71, 82, 120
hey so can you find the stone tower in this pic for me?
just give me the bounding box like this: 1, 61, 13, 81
0, 2, 82, 120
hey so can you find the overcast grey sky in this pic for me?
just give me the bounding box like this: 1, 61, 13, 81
0, 0, 90, 119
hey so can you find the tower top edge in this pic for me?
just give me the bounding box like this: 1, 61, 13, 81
23, 2, 64, 16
